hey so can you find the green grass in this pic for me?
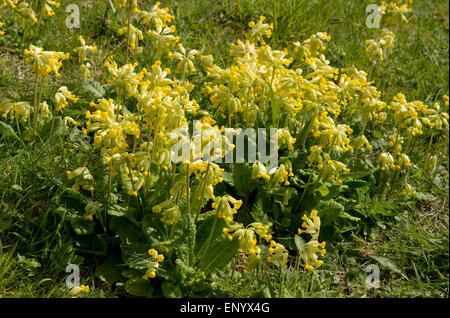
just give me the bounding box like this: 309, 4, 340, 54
0, 0, 448, 298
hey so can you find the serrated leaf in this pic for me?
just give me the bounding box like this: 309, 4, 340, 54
0, 121, 21, 143
107, 204, 128, 216
173, 214, 196, 266
161, 281, 182, 298
318, 200, 344, 226
339, 211, 361, 222
199, 235, 239, 273
313, 184, 329, 197
232, 163, 256, 197
415, 192, 436, 202
82, 78, 106, 98
95, 254, 123, 284
125, 277, 154, 297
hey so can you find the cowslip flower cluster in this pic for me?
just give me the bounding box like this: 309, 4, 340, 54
0, 98, 30, 122
24, 45, 70, 77
66, 167, 94, 192
297, 210, 326, 271
55, 86, 77, 111
143, 248, 164, 280
69, 284, 90, 296
42, 0, 60, 17
364, 1, 412, 63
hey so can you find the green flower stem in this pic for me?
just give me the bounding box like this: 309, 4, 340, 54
15, 116, 22, 138
124, 1, 132, 64
304, 270, 312, 298
186, 162, 190, 215
32, 72, 40, 134
195, 162, 210, 223
354, 116, 368, 158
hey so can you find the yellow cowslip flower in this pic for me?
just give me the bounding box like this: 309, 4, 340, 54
365, 39, 384, 63
24, 45, 69, 77
397, 153, 412, 168
80, 63, 91, 79
403, 183, 414, 197
0, 98, 30, 122
386, 2, 412, 24
15, 2, 38, 23
117, 23, 144, 51
147, 24, 179, 54
212, 195, 243, 223
114, 0, 137, 9
247, 16, 273, 44
300, 239, 326, 271
266, 241, 288, 266
73, 35, 97, 61
3, 0, 19, 8
152, 200, 181, 225
66, 167, 94, 191
136, 2, 174, 27
55, 86, 77, 111
84, 202, 102, 221
0, 21, 4, 36
169, 43, 200, 74
378, 28, 396, 48
297, 210, 321, 240
39, 101, 51, 118
42, 1, 60, 17
143, 247, 163, 280
104, 58, 144, 96
377, 152, 396, 170
251, 161, 271, 181
249, 222, 272, 242
69, 284, 90, 296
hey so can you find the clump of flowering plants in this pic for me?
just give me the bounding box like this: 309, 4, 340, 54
0, 0, 447, 297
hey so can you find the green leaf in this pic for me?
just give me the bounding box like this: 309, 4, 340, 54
110, 216, 146, 243
70, 216, 94, 236
121, 242, 151, 270
199, 235, 239, 273
269, 84, 278, 127
39, 117, 62, 139
313, 183, 329, 197
95, 253, 123, 284
415, 192, 436, 201
60, 188, 89, 210
82, 78, 106, 98
232, 163, 256, 197
125, 277, 154, 297
107, 204, 128, 217
76, 233, 108, 255
373, 130, 382, 138
174, 214, 196, 266
161, 281, 182, 298
0, 121, 21, 143
318, 200, 344, 226
195, 214, 239, 273
195, 213, 226, 255
339, 211, 361, 222
370, 255, 408, 280
344, 180, 369, 189
294, 235, 306, 252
